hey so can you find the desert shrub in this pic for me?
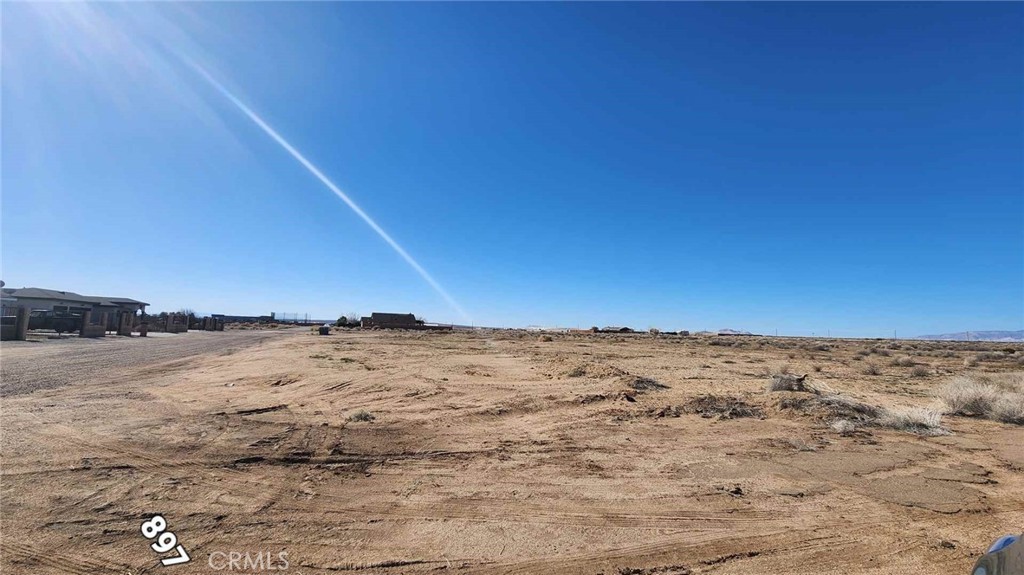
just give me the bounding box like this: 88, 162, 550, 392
566, 365, 587, 377
538, 335, 553, 342
861, 363, 882, 376
991, 395, 1024, 424
649, 328, 660, 335
871, 347, 891, 357
910, 365, 930, 377
807, 393, 945, 435
816, 394, 880, 420
939, 373, 1024, 424
892, 355, 916, 367
628, 376, 669, 392
767, 373, 811, 392
683, 395, 762, 419
875, 407, 946, 435
347, 410, 375, 422
963, 357, 979, 368
830, 419, 857, 436
813, 365, 823, 373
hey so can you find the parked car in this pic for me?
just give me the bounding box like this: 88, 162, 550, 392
28, 310, 83, 334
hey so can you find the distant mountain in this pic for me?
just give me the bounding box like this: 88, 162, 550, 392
912, 330, 1024, 342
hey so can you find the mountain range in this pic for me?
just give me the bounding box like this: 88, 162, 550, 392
911, 330, 1024, 342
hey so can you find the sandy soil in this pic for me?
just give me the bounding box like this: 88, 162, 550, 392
1, 329, 1021, 574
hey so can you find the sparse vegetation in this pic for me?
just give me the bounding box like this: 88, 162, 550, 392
892, 355, 916, 367
910, 365, 930, 377
783, 390, 946, 435
767, 372, 812, 392
347, 410, 375, 422
938, 373, 1024, 424
830, 419, 856, 435
566, 365, 587, 377
875, 406, 946, 435
861, 363, 882, 376
684, 395, 762, 420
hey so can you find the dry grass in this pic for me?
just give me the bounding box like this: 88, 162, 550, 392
910, 365, 930, 377
861, 363, 882, 376
829, 419, 857, 436
803, 392, 946, 435
892, 355, 916, 367
767, 373, 810, 392
939, 373, 1024, 424
347, 410, 376, 422
875, 406, 947, 435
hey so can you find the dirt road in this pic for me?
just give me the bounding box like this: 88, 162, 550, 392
1, 329, 1020, 574
0, 329, 290, 396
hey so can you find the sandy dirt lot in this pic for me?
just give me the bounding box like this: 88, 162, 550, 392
1, 329, 1021, 574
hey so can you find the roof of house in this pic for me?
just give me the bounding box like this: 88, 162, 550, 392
368, 312, 417, 322
0, 287, 149, 307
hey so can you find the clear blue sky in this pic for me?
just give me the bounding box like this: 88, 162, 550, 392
3, 2, 1022, 336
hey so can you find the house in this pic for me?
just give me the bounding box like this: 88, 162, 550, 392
360, 312, 421, 329
0, 287, 148, 328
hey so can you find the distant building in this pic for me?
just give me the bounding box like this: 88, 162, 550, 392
211, 313, 275, 324
360, 312, 421, 329
1, 287, 147, 316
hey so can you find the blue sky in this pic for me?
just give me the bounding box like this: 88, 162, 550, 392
2, 2, 1021, 336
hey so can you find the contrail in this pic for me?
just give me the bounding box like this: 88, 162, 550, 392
187, 62, 470, 322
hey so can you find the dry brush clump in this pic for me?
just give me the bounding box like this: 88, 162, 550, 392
875, 406, 946, 435
768, 374, 946, 435
861, 363, 882, 376
683, 395, 762, 420
938, 373, 1024, 425
891, 355, 916, 367
767, 373, 811, 392
910, 365, 930, 377
347, 410, 376, 422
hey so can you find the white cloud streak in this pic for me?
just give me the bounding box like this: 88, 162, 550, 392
185, 61, 470, 323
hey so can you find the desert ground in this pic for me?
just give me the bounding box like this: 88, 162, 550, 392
1, 328, 1021, 575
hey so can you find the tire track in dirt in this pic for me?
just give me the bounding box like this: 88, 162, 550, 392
470, 529, 855, 575
0, 540, 129, 575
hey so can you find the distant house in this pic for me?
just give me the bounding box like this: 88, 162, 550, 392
0, 287, 148, 329
211, 313, 275, 324
360, 312, 421, 329
1, 287, 147, 315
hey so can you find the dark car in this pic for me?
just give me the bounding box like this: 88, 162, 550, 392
28, 310, 83, 334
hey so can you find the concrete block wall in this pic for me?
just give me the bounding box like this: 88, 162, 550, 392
79, 311, 107, 338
